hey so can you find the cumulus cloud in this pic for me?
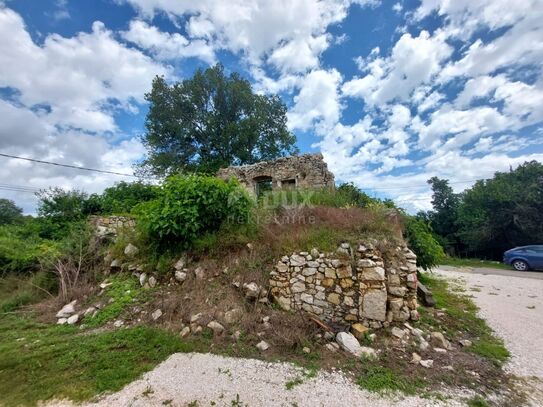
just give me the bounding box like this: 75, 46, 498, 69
122, 20, 216, 63
0, 6, 168, 213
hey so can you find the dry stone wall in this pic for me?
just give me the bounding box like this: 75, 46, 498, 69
217, 153, 335, 196
270, 241, 418, 329
89, 215, 135, 237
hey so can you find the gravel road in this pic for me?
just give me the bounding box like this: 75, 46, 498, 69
50, 353, 466, 407
433, 267, 543, 378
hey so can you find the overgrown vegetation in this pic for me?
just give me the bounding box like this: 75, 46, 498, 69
418, 161, 543, 259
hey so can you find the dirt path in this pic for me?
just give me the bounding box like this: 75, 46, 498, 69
433, 267, 543, 379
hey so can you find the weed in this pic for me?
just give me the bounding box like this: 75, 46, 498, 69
467, 395, 489, 407
356, 366, 425, 395
285, 378, 304, 390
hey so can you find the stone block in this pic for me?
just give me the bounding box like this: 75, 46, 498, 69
360, 289, 387, 321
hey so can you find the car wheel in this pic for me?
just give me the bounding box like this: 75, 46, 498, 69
512, 260, 529, 271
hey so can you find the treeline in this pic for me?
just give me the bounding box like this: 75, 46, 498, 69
416, 161, 543, 260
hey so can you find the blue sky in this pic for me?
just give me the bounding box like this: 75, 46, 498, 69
1, 0, 542, 213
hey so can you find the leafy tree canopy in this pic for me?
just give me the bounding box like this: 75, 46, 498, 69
0, 199, 23, 225
139, 64, 298, 176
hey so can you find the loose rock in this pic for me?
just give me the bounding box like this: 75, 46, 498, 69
207, 321, 225, 334
256, 340, 270, 351
180, 326, 190, 338
124, 243, 139, 257
224, 308, 243, 324
430, 332, 451, 349
67, 314, 79, 325
174, 270, 187, 283
56, 300, 76, 318
151, 309, 163, 321
420, 359, 434, 368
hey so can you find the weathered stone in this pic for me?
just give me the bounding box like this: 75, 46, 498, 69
459, 339, 473, 348
56, 300, 76, 318
324, 268, 336, 278
180, 326, 190, 338
417, 282, 436, 307
360, 266, 385, 281
336, 265, 352, 278
224, 308, 244, 324
57, 318, 67, 325
410, 352, 422, 364
339, 278, 354, 289
174, 257, 186, 270
357, 259, 376, 268
420, 359, 434, 368
388, 286, 407, 297
275, 262, 289, 273
110, 259, 122, 269
207, 321, 225, 334
343, 296, 354, 307
391, 327, 406, 339
83, 307, 96, 317
327, 293, 341, 305
290, 254, 307, 267
139, 273, 147, 286
361, 289, 387, 321
190, 313, 202, 323
124, 243, 139, 257
351, 323, 369, 339
243, 282, 260, 299
388, 274, 401, 286
67, 314, 79, 325
148, 276, 157, 288
151, 309, 163, 320
430, 332, 451, 350
321, 278, 334, 288
174, 270, 187, 283
291, 281, 306, 293
256, 340, 270, 351
325, 343, 340, 353
302, 267, 317, 276
301, 293, 313, 304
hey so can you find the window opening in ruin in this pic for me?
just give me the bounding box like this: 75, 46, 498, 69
281, 179, 296, 190
254, 176, 273, 197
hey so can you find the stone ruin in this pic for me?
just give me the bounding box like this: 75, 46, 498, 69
216, 153, 335, 196
89, 215, 135, 237
269, 241, 418, 329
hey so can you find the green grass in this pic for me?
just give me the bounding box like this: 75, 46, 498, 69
418, 273, 510, 366
440, 257, 510, 270
467, 395, 490, 407
0, 272, 57, 313
0, 315, 193, 406
356, 366, 425, 395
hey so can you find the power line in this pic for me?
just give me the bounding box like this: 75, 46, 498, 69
0, 153, 149, 178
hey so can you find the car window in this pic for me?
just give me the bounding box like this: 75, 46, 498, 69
531, 246, 543, 253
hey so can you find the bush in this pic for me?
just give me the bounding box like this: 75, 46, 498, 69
136, 175, 252, 249
404, 216, 445, 270
95, 181, 159, 215
0, 199, 23, 225
0, 222, 59, 274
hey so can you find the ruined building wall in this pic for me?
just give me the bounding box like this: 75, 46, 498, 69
269, 241, 418, 329
217, 153, 335, 196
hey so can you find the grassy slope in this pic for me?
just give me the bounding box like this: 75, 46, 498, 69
0, 316, 193, 406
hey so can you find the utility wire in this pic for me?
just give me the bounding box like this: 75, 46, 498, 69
0, 153, 150, 178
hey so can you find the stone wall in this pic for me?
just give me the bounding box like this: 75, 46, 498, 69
269, 241, 418, 329
217, 153, 335, 196
89, 215, 135, 237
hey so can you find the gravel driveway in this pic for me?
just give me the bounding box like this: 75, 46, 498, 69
49, 353, 466, 407
433, 267, 543, 379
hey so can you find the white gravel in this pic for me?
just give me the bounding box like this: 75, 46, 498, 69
48, 353, 467, 407
433, 267, 543, 378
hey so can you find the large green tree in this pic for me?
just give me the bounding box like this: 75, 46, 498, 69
139, 64, 298, 176
456, 161, 543, 258
0, 199, 23, 225
424, 177, 461, 253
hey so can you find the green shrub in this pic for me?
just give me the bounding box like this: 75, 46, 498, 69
0, 223, 59, 274
136, 175, 252, 249
93, 181, 159, 215
404, 216, 445, 270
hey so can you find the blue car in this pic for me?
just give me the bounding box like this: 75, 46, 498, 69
503, 245, 543, 271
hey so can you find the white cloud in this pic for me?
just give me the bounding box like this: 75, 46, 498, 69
122, 20, 216, 63
342, 30, 452, 106
121, 0, 377, 73
0, 6, 168, 213
287, 69, 343, 131
0, 7, 170, 133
